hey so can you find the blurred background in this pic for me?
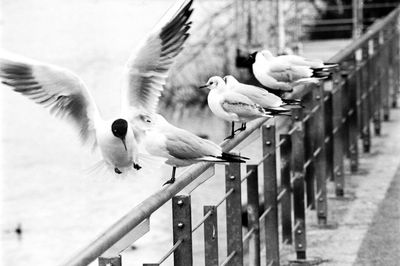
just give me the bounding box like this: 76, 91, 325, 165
0, 0, 397, 265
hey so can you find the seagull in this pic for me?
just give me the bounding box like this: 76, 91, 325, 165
141, 114, 249, 185
0, 0, 194, 175
200, 76, 289, 139
248, 49, 337, 93
223, 75, 302, 110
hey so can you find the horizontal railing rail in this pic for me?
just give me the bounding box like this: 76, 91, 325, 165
61, 4, 400, 266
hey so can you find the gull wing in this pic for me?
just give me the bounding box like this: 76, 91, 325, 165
221, 92, 266, 117
0, 55, 100, 146
229, 82, 283, 108
122, 0, 193, 118
165, 128, 219, 160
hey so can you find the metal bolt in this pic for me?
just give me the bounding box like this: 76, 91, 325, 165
266, 124, 271, 129
319, 197, 323, 202
266, 141, 272, 146
298, 243, 303, 248
177, 222, 184, 229
337, 183, 342, 188
319, 210, 325, 214
177, 200, 184, 206
230, 175, 235, 180
316, 95, 321, 100
294, 115, 299, 120
336, 171, 341, 176
297, 229, 302, 234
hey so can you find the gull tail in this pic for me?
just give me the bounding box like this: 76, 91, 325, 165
217, 152, 249, 163
282, 98, 304, 108
263, 107, 292, 116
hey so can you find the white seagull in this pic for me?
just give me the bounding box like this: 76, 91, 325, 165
201, 76, 289, 139
224, 75, 302, 110
0, 0, 194, 175
141, 114, 248, 185
248, 49, 337, 92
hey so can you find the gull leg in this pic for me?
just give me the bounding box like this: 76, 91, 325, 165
163, 166, 177, 186
241, 123, 246, 131
224, 122, 236, 140
114, 168, 122, 174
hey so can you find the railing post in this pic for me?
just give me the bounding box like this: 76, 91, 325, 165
380, 30, 391, 121
313, 84, 328, 225
303, 90, 316, 210
359, 46, 371, 152
371, 35, 382, 136
204, 206, 218, 266
225, 162, 243, 266
246, 165, 260, 266
332, 69, 345, 196
99, 256, 122, 266
280, 134, 292, 244
172, 195, 193, 266
347, 71, 359, 173
323, 82, 334, 180
291, 108, 306, 260
262, 122, 280, 266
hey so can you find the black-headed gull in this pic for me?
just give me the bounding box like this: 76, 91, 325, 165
141, 114, 248, 185
0, 0, 194, 175
248, 49, 337, 92
224, 75, 302, 110
201, 76, 289, 139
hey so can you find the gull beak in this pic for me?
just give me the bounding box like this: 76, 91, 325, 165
120, 137, 128, 151
199, 84, 209, 89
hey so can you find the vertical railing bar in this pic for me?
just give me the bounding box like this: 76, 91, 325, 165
262, 121, 280, 266
246, 164, 260, 266
204, 205, 218, 266
280, 134, 292, 244
225, 162, 243, 266
99, 256, 122, 266
172, 195, 193, 266
291, 108, 307, 260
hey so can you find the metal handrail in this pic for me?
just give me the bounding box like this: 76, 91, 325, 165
61, 5, 400, 266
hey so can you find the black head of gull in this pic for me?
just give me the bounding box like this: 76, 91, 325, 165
111, 119, 128, 151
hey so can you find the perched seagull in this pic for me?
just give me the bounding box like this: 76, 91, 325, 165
223, 75, 302, 110
0, 0, 194, 175
248, 49, 337, 93
201, 76, 289, 139
141, 114, 248, 185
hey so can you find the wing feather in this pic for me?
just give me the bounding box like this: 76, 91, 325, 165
123, 0, 193, 117
0, 56, 100, 146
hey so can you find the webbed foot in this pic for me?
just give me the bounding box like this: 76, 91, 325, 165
114, 168, 122, 174
133, 163, 142, 170
163, 177, 176, 186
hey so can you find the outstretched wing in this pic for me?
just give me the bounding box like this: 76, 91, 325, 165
122, 0, 193, 118
0, 54, 100, 146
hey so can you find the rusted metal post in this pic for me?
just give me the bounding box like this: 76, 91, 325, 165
280, 134, 292, 244
371, 35, 382, 136
246, 165, 260, 266
172, 195, 193, 266
332, 69, 345, 196
313, 84, 328, 225
362, 45, 371, 152
204, 206, 218, 266
291, 108, 307, 260
380, 31, 390, 121
262, 122, 280, 265
225, 163, 243, 266
99, 256, 121, 266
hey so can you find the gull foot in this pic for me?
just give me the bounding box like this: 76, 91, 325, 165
224, 135, 235, 141
114, 168, 122, 174
133, 163, 142, 170
163, 177, 176, 186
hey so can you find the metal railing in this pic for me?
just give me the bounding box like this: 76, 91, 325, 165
61, 5, 400, 266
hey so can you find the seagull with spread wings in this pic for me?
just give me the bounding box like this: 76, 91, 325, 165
248, 49, 337, 93
0, 0, 194, 175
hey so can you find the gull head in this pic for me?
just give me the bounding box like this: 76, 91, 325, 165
260, 49, 274, 59
111, 119, 128, 151
199, 76, 225, 90
223, 75, 239, 85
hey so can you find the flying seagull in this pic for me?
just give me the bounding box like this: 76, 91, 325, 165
0, 0, 194, 175
248, 49, 337, 93
201, 76, 289, 139
141, 114, 248, 185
